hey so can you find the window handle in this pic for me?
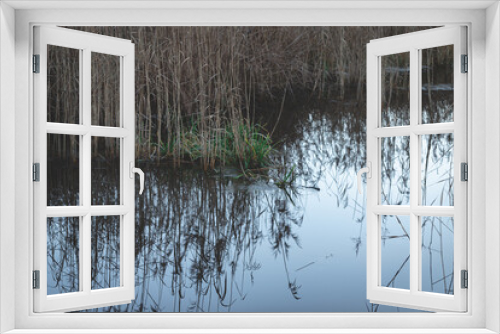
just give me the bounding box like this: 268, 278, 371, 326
129, 162, 145, 195
357, 162, 372, 195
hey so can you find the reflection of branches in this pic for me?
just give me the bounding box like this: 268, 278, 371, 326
268, 197, 304, 300
267, 97, 366, 208
422, 134, 454, 207
91, 216, 120, 290
79, 165, 305, 312
381, 136, 410, 206
422, 216, 454, 295
46, 76, 455, 312
47, 217, 79, 295
385, 255, 410, 288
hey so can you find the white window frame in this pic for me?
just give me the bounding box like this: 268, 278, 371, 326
1, 2, 499, 333
33, 26, 136, 313
365, 26, 467, 312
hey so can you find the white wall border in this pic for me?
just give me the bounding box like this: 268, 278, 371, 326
485, 2, 500, 333
2, 0, 497, 10
3, 329, 499, 334
2, 3, 496, 334
0, 2, 17, 334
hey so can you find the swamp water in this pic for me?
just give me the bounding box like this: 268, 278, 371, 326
47, 91, 454, 312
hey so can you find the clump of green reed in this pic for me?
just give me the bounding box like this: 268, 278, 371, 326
223, 123, 276, 171
156, 121, 276, 173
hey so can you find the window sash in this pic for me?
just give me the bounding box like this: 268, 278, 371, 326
366, 26, 467, 312
32, 26, 136, 313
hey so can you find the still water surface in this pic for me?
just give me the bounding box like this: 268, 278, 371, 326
47, 94, 453, 312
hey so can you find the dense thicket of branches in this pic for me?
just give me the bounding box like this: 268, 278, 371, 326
48, 26, 430, 165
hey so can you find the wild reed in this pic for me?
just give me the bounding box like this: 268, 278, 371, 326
48, 26, 432, 170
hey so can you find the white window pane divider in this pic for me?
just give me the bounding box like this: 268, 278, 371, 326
46, 123, 131, 138
372, 123, 455, 137
372, 205, 454, 217
409, 46, 420, 295
46, 205, 130, 217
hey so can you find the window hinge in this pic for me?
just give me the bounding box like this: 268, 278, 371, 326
461, 162, 468, 181
461, 54, 468, 73
33, 163, 40, 182
33, 270, 40, 289
33, 54, 40, 73
461, 270, 468, 289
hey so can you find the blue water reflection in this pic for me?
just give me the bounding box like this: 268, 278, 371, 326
76, 102, 434, 313
47, 101, 453, 313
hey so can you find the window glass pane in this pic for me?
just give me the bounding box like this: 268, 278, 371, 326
421, 45, 454, 124
47, 217, 80, 295
381, 215, 410, 290
91, 216, 120, 290
47, 134, 79, 206
381, 136, 410, 205
381, 52, 410, 127
47, 45, 80, 124
91, 137, 120, 205
421, 216, 454, 294
421, 133, 454, 206
91, 52, 121, 127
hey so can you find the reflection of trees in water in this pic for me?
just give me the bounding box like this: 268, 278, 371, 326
269, 196, 304, 300
370, 127, 454, 312
422, 133, 454, 206
268, 94, 366, 199
47, 94, 455, 312
91, 216, 121, 290
47, 217, 79, 295
421, 216, 454, 295
114, 168, 304, 312
381, 136, 410, 205
42, 26, 457, 311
